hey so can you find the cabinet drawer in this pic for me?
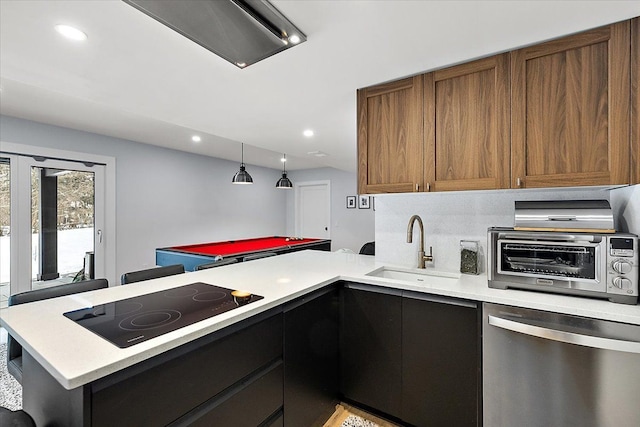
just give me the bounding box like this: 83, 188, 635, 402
266, 411, 284, 427
189, 364, 283, 427
91, 313, 283, 427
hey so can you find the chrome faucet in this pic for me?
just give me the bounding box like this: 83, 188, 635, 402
407, 215, 433, 269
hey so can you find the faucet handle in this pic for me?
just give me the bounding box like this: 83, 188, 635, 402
424, 246, 434, 263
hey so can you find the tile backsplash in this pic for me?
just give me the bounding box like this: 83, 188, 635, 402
375, 185, 639, 274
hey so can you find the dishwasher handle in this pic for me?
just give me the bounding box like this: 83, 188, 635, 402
488, 315, 640, 354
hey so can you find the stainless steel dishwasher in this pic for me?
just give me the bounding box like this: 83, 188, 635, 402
483, 302, 640, 427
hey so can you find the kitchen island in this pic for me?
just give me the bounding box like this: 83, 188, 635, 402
2, 250, 640, 426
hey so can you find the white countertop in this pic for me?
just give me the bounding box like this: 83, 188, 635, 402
2, 250, 640, 390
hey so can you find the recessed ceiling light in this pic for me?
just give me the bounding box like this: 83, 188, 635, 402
289, 35, 301, 44
191, 135, 201, 143
54, 24, 87, 41
303, 129, 314, 137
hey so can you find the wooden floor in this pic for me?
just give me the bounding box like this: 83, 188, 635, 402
323, 403, 402, 427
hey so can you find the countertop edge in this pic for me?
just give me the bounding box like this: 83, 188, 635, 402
340, 274, 640, 325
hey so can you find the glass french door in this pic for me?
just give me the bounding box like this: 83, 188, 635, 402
0, 154, 105, 301
0, 157, 10, 307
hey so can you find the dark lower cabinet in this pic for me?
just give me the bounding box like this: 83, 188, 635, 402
23, 310, 284, 427
284, 286, 340, 427
340, 284, 403, 419
91, 312, 283, 427
339, 284, 480, 427
23, 282, 480, 427
402, 292, 480, 427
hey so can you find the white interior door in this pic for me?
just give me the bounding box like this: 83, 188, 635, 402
295, 180, 330, 239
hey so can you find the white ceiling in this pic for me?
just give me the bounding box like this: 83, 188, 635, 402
1, 1, 639, 172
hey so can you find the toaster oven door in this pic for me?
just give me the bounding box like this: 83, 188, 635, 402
497, 239, 601, 283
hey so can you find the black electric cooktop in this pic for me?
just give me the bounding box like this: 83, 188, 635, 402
63, 282, 263, 348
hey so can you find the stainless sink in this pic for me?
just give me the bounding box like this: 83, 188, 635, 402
366, 266, 460, 282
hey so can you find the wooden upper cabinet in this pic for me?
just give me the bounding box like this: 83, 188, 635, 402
424, 54, 510, 191
357, 76, 424, 194
632, 17, 639, 185
511, 21, 631, 188
356, 18, 635, 194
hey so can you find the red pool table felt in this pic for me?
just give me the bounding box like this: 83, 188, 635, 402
167, 236, 323, 257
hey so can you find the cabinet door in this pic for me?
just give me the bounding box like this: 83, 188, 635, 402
357, 76, 424, 194
425, 54, 510, 191
402, 294, 480, 427
340, 285, 402, 418
512, 21, 631, 188
632, 18, 640, 185
284, 288, 339, 427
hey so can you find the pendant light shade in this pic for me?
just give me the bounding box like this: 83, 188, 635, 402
232, 143, 253, 184
276, 173, 292, 189
276, 154, 293, 189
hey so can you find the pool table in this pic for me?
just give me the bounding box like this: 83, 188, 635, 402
156, 236, 332, 271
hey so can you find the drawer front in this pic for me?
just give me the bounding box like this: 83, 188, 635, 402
190, 364, 283, 427
92, 313, 283, 427
265, 411, 284, 427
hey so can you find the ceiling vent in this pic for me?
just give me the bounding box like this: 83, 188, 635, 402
123, 0, 306, 68
307, 151, 328, 157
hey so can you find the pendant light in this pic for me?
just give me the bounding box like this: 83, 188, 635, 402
276, 154, 293, 189
232, 143, 253, 184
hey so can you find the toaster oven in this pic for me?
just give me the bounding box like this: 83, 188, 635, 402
488, 228, 638, 304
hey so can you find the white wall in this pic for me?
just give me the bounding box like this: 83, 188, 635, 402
1, 115, 288, 281
285, 168, 375, 253
611, 185, 640, 235
375, 186, 639, 273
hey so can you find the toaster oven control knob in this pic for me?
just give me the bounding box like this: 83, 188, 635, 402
613, 277, 632, 290
612, 260, 632, 274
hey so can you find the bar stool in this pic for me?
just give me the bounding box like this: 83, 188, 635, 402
195, 258, 239, 270
120, 264, 185, 285
7, 279, 109, 384
0, 406, 36, 427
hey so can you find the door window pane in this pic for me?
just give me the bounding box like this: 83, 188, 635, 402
0, 158, 10, 307
30, 166, 95, 290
